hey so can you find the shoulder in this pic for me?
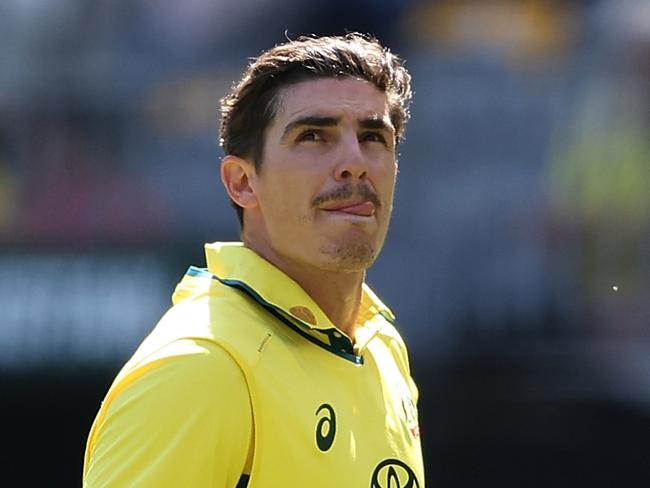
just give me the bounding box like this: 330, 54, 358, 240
373, 318, 417, 389
378, 318, 411, 360
105, 338, 250, 421
127, 291, 275, 373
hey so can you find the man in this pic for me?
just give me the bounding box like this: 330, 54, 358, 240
83, 33, 423, 487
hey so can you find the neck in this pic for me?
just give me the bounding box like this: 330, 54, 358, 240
243, 236, 365, 339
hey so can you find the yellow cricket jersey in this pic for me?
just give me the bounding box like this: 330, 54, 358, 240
84, 242, 424, 487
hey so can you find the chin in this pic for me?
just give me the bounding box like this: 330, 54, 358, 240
319, 241, 378, 272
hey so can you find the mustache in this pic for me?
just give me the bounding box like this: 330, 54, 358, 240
311, 183, 381, 208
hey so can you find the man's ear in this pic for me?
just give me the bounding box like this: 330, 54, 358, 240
220, 155, 258, 209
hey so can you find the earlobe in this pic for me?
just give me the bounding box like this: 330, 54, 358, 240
220, 155, 258, 209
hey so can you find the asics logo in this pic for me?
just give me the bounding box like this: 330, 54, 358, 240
315, 403, 336, 452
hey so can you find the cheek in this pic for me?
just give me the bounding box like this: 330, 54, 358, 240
377, 164, 397, 193
262, 175, 315, 221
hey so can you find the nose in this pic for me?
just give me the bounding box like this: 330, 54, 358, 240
334, 136, 368, 181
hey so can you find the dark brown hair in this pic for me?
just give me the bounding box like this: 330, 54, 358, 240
219, 32, 413, 226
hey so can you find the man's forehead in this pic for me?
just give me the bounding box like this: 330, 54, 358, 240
274, 77, 390, 123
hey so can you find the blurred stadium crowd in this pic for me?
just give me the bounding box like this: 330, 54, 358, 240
2, 0, 650, 486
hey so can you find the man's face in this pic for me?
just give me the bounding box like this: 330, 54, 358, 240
246, 77, 398, 273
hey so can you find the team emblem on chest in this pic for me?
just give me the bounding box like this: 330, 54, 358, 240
370, 458, 420, 488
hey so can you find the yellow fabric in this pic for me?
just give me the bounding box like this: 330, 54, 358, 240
84, 242, 424, 487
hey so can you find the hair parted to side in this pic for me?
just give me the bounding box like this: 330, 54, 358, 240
219, 32, 413, 227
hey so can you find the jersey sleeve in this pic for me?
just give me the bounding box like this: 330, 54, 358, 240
83, 338, 252, 488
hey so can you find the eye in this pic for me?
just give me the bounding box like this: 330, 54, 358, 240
297, 130, 323, 142
360, 131, 387, 144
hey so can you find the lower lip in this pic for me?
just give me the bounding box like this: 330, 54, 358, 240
321, 209, 375, 221
323, 202, 376, 217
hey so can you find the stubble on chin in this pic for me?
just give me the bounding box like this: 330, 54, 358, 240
319, 241, 377, 272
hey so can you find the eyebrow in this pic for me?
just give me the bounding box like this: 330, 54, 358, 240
359, 116, 394, 133
281, 115, 394, 141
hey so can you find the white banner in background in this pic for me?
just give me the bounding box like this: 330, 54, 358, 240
0, 253, 172, 368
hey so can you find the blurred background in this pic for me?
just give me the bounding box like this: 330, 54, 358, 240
2, 0, 650, 486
